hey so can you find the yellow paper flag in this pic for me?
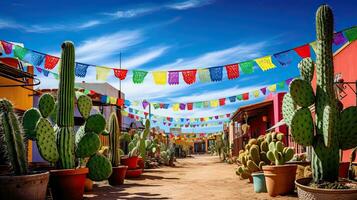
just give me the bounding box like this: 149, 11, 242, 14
121, 110, 128, 117
255, 56, 276, 71
253, 90, 260, 97
110, 97, 117, 104
173, 103, 179, 111
268, 84, 277, 92
152, 71, 167, 85
210, 100, 219, 107
310, 41, 317, 54
96, 67, 111, 81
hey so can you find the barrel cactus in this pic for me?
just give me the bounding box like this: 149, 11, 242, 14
265, 132, 294, 165
22, 41, 112, 181
282, 5, 357, 183
236, 136, 271, 179
0, 99, 28, 175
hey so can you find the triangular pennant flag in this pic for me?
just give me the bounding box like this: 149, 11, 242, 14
309, 41, 318, 54
219, 98, 226, 106
133, 70, 148, 84
253, 90, 260, 97
344, 27, 357, 42
152, 71, 167, 85
210, 100, 219, 107
260, 87, 267, 95
239, 60, 255, 74
52, 72, 59, 80
225, 64, 239, 80
274, 50, 293, 66
286, 78, 294, 85
44, 55, 59, 70
198, 69, 211, 83
182, 69, 197, 84
75, 63, 89, 77
29, 51, 45, 66
228, 96, 236, 103
43, 69, 50, 77
142, 100, 149, 109
268, 84, 277, 92
13, 45, 28, 60
333, 32, 347, 45
255, 56, 276, 71
96, 67, 111, 81
209, 66, 223, 82
277, 81, 285, 89
168, 71, 179, 85
36, 67, 42, 73
294, 44, 311, 58
113, 69, 128, 80
1, 41, 13, 54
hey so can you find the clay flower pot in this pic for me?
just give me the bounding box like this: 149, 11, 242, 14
125, 168, 143, 178
108, 165, 128, 185
296, 178, 357, 200
263, 164, 297, 197
121, 156, 139, 169
252, 172, 267, 193
50, 168, 88, 200
84, 178, 93, 192
137, 157, 145, 169
0, 171, 49, 200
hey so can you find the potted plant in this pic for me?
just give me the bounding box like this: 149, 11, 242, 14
262, 132, 295, 197
107, 112, 128, 185
282, 5, 357, 199
236, 136, 270, 187
121, 132, 140, 169
22, 41, 112, 200
0, 99, 49, 200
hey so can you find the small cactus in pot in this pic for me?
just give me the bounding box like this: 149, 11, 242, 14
265, 132, 294, 165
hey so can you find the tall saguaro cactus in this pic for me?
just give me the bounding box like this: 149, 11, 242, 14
109, 112, 120, 166
282, 5, 357, 183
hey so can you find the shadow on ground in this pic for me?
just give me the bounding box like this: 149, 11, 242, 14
84, 184, 169, 200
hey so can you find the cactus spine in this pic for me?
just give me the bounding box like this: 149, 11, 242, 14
109, 112, 120, 166
57, 41, 76, 169
0, 99, 28, 175
282, 5, 357, 183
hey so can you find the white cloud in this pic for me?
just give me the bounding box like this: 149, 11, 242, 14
166, 0, 213, 10
105, 7, 158, 19
155, 42, 266, 70
75, 30, 143, 63
122, 46, 170, 69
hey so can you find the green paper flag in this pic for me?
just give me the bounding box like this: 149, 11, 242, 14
237, 94, 243, 100
133, 70, 148, 84
344, 27, 357, 42
13, 45, 28, 60
277, 81, 285, 89
239, 61, 254, 74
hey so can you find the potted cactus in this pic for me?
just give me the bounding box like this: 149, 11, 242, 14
107, 112, 128, 185
0, 99, 49, 200
262, 132, 295, 196
282, 4, 357, 200
236, 136, 270, 184
22, 41, 112, 200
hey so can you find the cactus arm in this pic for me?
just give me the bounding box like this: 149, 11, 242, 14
22, 108, 41, 140
290, 108, 314, 146
77, 95, 92, 120
36, 118, 59, 162
289, 78, 315, 107
338, 106, 357, 150
298, 57, 315, 82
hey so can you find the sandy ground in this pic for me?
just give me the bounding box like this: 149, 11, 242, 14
84, 154, 298, 200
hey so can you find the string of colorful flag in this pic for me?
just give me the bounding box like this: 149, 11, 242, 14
1, 26, 356, 86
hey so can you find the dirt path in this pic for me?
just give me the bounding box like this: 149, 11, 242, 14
84, 154, 298, 200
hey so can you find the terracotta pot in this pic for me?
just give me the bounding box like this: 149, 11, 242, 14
296, 178, 357, 200
108, 166, 128, 185
121, 156, 139, 169
263, 164, 297, 197
0, 171, 49, 200
137, 157, 145, 169
50, 168, 88, 200
125, 168, 143, 178
339, 162, 350, 178
84, 178, 93, 192
29, 162, 56, 171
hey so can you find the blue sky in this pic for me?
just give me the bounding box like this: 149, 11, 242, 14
1, 0, 356, 133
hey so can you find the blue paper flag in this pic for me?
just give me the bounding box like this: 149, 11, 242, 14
125, 100, 131, 106
274, 50, 293, 66
30, 51, 45, 66
75, 63, 89, 77
228, 96, 236, 103
43, 69, 50, 77
209, 66, 223, 81
100, 95, 107, 103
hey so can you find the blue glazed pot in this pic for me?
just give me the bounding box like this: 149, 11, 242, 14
252, 172, 267, 193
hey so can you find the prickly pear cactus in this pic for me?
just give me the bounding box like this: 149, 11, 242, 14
0, 99, 28, 175
22, 41, 112, 181
282, 5, 357, 183
265, 132, 294, 165
236, 135, 270, 179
